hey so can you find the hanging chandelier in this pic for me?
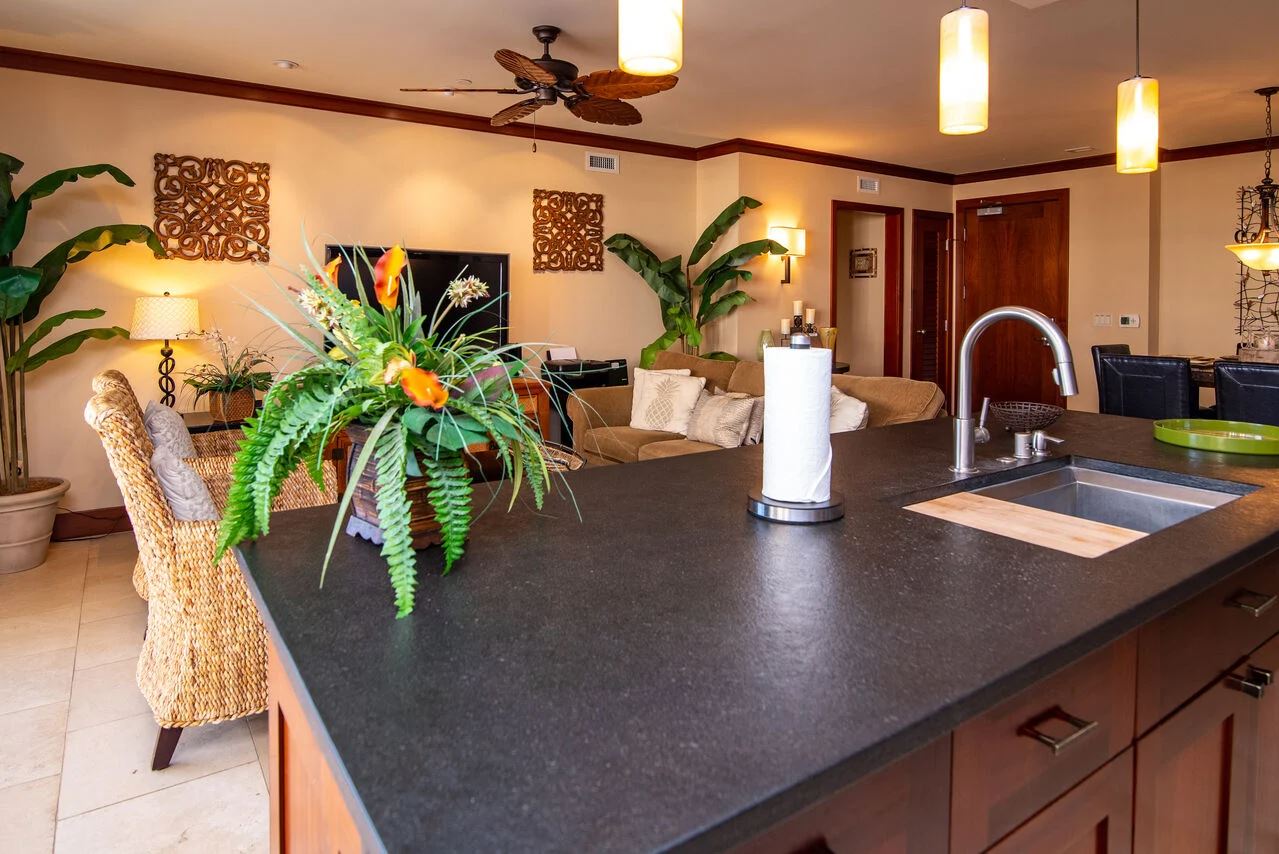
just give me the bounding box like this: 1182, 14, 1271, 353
1226, 87, 1279, 272
939, 0, 989, 135
1116, 0, 1159, 174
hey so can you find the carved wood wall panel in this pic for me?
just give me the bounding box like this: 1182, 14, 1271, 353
154, 154, 270, 262
532, 189, 604, 272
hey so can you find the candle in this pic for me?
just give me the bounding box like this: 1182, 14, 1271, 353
792, 300, 804, 318
804, 308, 816, 325
780, 317, 791, 336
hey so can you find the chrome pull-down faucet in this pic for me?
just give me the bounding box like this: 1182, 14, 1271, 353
952, 306, 1079, 474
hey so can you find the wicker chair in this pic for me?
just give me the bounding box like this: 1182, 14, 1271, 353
85, 382, 336, 770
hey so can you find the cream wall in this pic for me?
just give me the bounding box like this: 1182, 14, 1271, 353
833, 210, 887, 375
954, 167, 1156, 413
2, 68, 695, 510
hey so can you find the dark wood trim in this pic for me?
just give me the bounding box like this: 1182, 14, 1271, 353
52, 505, 132, 541
0, 46, 698, 161
909, 209, 953, 392
830, 200, 906, 378
697, 138, 954, 185
2, 45, 1269, 184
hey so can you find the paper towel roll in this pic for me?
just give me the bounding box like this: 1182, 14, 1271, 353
762, 346, 832, 503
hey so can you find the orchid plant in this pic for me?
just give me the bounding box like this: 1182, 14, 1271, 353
215, 245, 554, 617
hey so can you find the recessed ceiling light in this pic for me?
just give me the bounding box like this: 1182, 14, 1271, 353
1065, 145, 1097, 154
273, 59, 300, 70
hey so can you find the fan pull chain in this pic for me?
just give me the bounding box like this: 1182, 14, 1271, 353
532, 111, 538, 153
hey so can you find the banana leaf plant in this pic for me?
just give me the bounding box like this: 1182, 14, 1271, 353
604, 196, 787, 367
0, 153, 164, 495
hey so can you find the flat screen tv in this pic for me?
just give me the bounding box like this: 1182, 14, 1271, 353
324, 245, 509, 348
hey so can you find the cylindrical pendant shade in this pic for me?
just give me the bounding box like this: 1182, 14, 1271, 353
1116, 75, 1160, 174
939, 5, 989, 135
618, 0, 683, 76
130, 294, 200, 341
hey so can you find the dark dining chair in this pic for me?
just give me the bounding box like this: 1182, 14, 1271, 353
1098, 354, 1193, 419
1091, 344, 1131, 392
1214, 361, 1279, 426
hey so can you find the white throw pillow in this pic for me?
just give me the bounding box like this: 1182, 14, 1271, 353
630, 371, 706, 434
150, 447, 219, 521
143, 400, 197, 458
830, 386, 870, 433
686, 391, 755, 449
629, 368, 692, 427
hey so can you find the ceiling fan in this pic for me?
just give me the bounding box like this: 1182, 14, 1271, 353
400, 25, 678, 127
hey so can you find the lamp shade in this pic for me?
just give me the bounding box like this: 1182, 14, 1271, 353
1227, 239, 1279, 272
939, 5, 989, 135
1116, 75, 1159, 174
769, 227, 806, 257
130, 294, 199, 341
618, 0, 683, 76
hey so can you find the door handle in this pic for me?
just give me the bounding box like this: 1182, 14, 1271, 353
915, 328, 927, 334
1018, 707, 1099, 755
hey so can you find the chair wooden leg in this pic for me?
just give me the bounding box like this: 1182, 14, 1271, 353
152, 726, 183, 771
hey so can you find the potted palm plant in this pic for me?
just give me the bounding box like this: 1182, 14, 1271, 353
0, 153, 163, 573
216, 246, 561, 618
182, 329, 274, 421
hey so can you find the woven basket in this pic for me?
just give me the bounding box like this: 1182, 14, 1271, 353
345, 424, 445, 549
208, 388, 256, 421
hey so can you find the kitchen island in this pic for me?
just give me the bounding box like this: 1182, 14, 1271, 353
237, 411, 1279, 852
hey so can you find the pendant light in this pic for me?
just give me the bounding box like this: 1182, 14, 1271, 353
1226, 87, 1279, 272
618, 0, 683, 76
1116, 0, 1159, 174
939, 0, 989, 135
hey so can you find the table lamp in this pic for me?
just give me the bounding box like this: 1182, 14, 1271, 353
130, 292, 200, 406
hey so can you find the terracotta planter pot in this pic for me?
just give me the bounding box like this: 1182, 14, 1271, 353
208, 388, 256, 421
0, 477, 70, 574
343, 425, 447, 549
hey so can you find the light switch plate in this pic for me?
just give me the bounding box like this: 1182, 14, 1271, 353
1119, 314, 1141, 328
1093, 313, 1113, 327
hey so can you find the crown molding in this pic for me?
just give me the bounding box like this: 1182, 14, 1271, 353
1, 45, 1267, 187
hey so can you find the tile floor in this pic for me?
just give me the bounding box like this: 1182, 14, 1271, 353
0, 534, 268, 853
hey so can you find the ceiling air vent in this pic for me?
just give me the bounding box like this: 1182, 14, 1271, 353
586, 151, 620, 174
857, 176, 881, 194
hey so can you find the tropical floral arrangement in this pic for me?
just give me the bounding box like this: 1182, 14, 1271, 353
182, 329, 274, 404
215, 245, 554, 617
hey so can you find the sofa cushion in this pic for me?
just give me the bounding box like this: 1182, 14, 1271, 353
833, 375, 944, 427
637, 439, 721, 461
653, 351, 737, 393
631, 371, 706, 433
830, 386, 870, 432
686, 391, 754, 449
726, 359, 765, 397
580, 426, 680, 463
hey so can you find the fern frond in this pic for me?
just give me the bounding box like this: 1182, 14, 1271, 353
423, 450, 471, 574
373, 420, 419, 618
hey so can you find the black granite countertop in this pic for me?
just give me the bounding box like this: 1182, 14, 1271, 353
237, 411, 1279, 852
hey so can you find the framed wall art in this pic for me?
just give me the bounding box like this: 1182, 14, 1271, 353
154, 153, 270, 262
851, 248, 878, 278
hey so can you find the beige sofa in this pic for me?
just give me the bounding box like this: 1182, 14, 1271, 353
567, 351, 945, 466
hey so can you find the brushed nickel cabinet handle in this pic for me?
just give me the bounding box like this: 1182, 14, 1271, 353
1018, 707, 1099, 755
1247, 665, 1274, 686
1227, 589, 1278, 618
1226, 673, 1267, 699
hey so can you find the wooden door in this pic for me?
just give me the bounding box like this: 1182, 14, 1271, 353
1249, 634, 1279, 850
910, 210, 952, 390
986, 749, 1133, 854
956, 189, 1069, 405
1133, 671, 1261, 853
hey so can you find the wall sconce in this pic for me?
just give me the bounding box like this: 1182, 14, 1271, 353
130, 292, 200, 406
768, 226, 806, 284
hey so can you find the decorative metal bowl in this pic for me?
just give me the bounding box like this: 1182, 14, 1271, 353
990, 401, 1064, 432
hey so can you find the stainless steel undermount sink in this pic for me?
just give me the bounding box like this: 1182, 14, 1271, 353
971, 465, 1242, 534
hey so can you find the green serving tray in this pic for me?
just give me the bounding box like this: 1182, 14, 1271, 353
1153, 419, 1279, 455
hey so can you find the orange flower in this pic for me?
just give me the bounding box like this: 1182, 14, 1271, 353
373, 246, 407, 310
401, 367, 448, 409
323, 255, 342, 285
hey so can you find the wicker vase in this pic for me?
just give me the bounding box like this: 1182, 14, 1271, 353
208, 388, 256, 421
343, 424, 446, 549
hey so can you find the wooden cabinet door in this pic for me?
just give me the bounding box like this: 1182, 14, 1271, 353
1248, 634, 1279, 851
986, 749, 1133, 854
1134, 672, 1262, 853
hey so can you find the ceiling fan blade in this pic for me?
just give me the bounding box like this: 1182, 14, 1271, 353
575, 70, 678, 100
494, 49, 557, 86
400, 87, 524, 94
568, 98, 642, 126
491, 98, 542, 127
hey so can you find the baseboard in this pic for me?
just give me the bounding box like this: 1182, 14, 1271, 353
52, 506, 133, 541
